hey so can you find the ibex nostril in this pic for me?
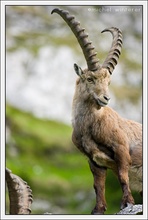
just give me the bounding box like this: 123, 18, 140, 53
104, 96, 110, 101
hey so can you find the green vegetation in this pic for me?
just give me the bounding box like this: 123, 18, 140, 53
6, 105, 142, 215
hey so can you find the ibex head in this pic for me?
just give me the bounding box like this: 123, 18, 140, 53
51, 8, 122, 106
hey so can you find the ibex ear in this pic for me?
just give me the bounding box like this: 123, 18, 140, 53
74, 63, 84, 78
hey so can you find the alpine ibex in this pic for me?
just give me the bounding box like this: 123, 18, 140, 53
51, 8, 142, 214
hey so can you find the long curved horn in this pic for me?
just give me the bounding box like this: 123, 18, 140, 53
101, 27, 123, 74
6, 168, 33, 214
51, 8, 101, 71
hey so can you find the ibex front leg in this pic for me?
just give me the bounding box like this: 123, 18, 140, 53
89, 161, 107, 214
114, 145, 135, 209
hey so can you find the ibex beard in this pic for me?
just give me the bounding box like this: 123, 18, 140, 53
51, 8, 142, 215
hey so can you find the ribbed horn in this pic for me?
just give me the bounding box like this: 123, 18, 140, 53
101, 27, 123, 74
51, 8, 101, 71
6, 168, 33, 214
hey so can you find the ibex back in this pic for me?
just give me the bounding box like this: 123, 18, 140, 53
51, 8, 142, 214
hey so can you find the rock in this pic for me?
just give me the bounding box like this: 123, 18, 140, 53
116, 203, 143, 215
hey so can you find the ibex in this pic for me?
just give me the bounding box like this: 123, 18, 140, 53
51, 8, 142, 214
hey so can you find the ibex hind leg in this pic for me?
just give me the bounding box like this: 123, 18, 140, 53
118, 167, 135, 209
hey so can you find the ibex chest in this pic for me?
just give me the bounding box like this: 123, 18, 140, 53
72, 114, 93, 155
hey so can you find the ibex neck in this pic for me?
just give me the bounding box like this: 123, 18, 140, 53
72, 94, 103, 128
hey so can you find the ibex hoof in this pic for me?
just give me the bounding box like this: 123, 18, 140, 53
120, 202, 134, 210
91, 207, 106, 215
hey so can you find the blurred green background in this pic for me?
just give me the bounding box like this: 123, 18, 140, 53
5, 5, 142, 215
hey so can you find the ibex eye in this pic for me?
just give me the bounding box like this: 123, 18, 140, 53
87, 77, 93, 83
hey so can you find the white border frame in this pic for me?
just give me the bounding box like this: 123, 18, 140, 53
1, 1, 147, 219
